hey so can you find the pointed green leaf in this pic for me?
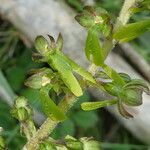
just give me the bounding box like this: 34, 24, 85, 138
60, 70, 83, 97
117, 100, 133, 119
49, 53, 83, 97
40, 86, 66, 121
85, 27, 104, 66
81, 99, 118, 111
113, 19, 150, 42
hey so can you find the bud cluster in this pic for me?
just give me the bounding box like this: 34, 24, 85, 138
11, 97, 36, 140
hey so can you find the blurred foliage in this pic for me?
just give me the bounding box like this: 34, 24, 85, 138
0, 0, 150, 150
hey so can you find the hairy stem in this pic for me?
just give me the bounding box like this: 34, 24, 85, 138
116, 0, 137, 26
103, 0, 138, 58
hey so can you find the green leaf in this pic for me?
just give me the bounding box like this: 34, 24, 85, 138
81, 99, 118, 111
48, 52, 83, 97
113, 19, 150, 42
85, 27, 104, 66
40, 86, 66, 121
62, 54, 96, 83
72, 111, 98, 129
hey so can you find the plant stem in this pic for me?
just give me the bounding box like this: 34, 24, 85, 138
116, 0, 138, 27
103, 0, 138, 58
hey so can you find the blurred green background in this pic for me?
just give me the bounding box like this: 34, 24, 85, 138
0, 0, 150, 149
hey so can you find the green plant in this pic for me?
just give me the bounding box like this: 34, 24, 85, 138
1, 0, 150, 149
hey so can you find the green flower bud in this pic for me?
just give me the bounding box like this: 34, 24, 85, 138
75, 6, 112, 37
11, 107, 29, 121
11, 96, 33, 121
15, 96, 28, 108
120, 89, 142, 106
35, 36, 50, 56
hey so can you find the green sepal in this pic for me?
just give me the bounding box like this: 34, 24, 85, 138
40, 85, 66, 121
85, 27, 104, 66
113, 19, 150, 42
103, 82, 120, 96
81, 99, 118, 111
123, 79, 150, 95
119, 73, 131, 83
117, 100, 133, 119
75, 13, 95, 28
32, 53, 46, 63
56, 33, 63, 51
